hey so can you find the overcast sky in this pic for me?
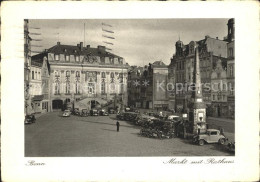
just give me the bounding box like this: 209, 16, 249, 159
29, 19, 229, 66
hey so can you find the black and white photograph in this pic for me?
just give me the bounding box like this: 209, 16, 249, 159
1, 2, 259, 182
24, 19, 235, 157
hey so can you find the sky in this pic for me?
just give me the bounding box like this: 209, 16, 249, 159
29, 19, 229, 66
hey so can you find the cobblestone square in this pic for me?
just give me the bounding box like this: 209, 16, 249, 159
25, 112, 234, 157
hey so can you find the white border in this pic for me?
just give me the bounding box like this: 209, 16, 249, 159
1, 2, 259, 181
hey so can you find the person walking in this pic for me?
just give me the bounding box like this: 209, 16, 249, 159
116, 121, 120, 132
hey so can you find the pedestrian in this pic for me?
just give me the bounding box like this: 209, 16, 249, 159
116, 121, 120, 132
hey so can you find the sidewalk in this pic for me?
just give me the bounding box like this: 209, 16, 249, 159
207, 116, 234, 123
34, 112, 48, 119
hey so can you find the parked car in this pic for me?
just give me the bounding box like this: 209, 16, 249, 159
80, 109, 89, 117
24, 114, 36, 124
193, 129, 228, 146
99, 109, 109, 116
63, 110, 71, 117
116, 112, 125, 120
167, 115, 180, 122
90, 109, 98, 116
108, 108, 116, 114
72, 108, 80, 116
227, 142, 235, 153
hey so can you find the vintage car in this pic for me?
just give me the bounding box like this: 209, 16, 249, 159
193, 129, 228, 146
167, 115, 180, 122
80, 109, 89, 117
136, 114, 157, 126
123, 112, 139, 122
24, 114, 36, 124
108, 108, 116, 114
116, 112, 125, 120
90, 109, 98, 116
62, 110, 71, 117
99, 109, 109, 116
72, 108, 80, 116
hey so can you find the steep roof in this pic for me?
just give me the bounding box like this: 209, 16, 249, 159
47, 43, 122, 59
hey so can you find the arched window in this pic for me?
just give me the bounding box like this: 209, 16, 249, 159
102, 72, 106, 78
55, 81, 60, 94
76, 71, 80, 78
110, 72, 114, 78
32, 71, 34, 79
66, 71, 70, 77
66, 81, 70, 94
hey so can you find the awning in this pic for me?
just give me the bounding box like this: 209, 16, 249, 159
32, 95, 44, 101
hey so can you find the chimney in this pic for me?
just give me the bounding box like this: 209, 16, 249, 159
98, 45, 106, 52
216, 37, 218, 40
57, 42, 60, 45
80, 42, 83, 51
87, 45, 90, 49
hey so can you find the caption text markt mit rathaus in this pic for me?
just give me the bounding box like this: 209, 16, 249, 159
164, 158, 234, 164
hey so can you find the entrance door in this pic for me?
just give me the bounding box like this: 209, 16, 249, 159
52, 100, 63, 110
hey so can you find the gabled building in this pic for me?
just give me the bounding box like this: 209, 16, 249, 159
127, 61, 169, 110
170, 19, 234, 116
30, 57, 51, 113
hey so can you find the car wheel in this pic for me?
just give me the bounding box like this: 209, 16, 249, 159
199, 139, 205, 146
219, 138, 225, 145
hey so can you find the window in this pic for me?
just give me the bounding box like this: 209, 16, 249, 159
211, 131, 218, 135
32, 71, 34, 79
65, 55, 70, 61
88, 83, 95, 94
213, 95, 215, 101
230, 65, 234, 77
66, 71, 70, 77
101, 72, 106, 78
110, 72, 114, 78
120, 83, 124, 93
229, 48, 233, 57
75, 81, 80, 94
217, 95, 220, 100
76, 71, 80, 78
222, 95, 225, 100
55, 82, 60, 94
38, 72, 40, 79
55, 54, 59, 61
75, 56, 79, 62
101, 82, 106, 94
65, 82, 70, 94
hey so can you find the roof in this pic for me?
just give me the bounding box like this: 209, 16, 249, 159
32, 95, 44, 101
153, 61, 166, 66
206, 129, 219, 132
31, 60, 42, 67
47, 43, 122, 59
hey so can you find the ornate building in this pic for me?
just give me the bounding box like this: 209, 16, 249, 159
170, 18, 235, 118
32, 42, 128, 111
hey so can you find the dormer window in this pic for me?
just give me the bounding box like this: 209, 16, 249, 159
55, 54, 59, 61
65, 55, 70, 61
75, 56, 79, 62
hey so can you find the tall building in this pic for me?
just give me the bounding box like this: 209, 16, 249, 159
171, 18, 235, 118
226, 19, 235, 118
128, 61, 169, 110
32, 42, 128, 111
24, 19, 33, 115
30, 57, 51, 113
